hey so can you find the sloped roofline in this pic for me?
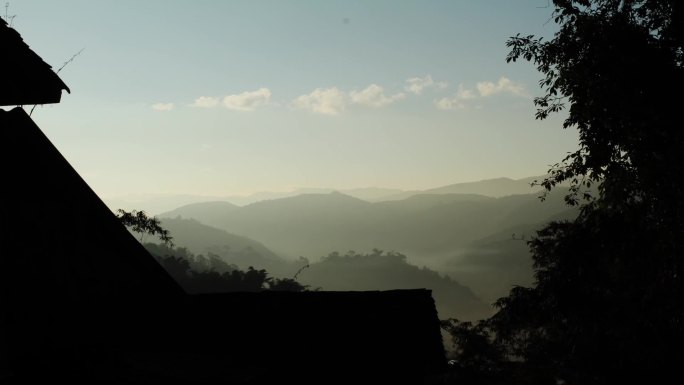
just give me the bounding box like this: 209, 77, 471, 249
0, 16, 70, 106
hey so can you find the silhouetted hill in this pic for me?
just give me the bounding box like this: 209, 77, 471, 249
240, 190, 371, 214
375, 193, 494, 211
427, 176, 542, 196
104, 194, 240, 216
162, 201, 240, 224
494, 190, 576, 228
161, 188, 571, 264
340, 187, 405, 201
155, 217, 291, 274
156, 186, 578, 303
146, 215, 494, 320
105, 176, 549, 214
163, 192, 376, 257
143, 233, 490, 320
298, 250, 492, 320
153, 190, 577, 318
219, 187, 405, 205
378, 176, 544, 201
443, 204, 580, 303
105, 176, 549, 213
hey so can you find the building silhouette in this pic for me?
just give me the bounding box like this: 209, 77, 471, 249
0, 16, 446, 384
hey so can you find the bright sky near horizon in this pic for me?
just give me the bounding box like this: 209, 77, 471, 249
10, 0, 578, 198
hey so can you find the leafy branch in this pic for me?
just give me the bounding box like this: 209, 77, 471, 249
116, 209, 174, 247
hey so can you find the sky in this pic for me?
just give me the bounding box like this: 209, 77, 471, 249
8, 0, 578, 199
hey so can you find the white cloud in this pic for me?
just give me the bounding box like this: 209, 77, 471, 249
152, 102, 174, 111
190, 96, 220, 108
404, 75, 447, 95
293, 87, 347, 115
405, 75, 434, 95
435, 97, 466, 110
436, 78, 526, 110
223, 88, 271, 111
476, 77, 526, 97
456, 84, 477, 100
435, 85, 476, 110
349, 84, 405, 108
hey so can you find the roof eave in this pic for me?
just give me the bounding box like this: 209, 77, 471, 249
0, 89, 66, 107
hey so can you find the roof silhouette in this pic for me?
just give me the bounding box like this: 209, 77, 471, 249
0, 16, 448, 384
1, 107, 185, 299
0, 16, 70, 106
1, 107, 185, 381
171, 290, 447, 384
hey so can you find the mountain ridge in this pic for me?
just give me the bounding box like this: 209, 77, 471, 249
160, 186, 572, 264
105, 175, 549, 214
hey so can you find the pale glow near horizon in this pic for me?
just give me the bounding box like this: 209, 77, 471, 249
13, 1, 577, 198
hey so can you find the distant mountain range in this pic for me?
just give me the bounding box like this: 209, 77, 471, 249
375, 176, 544, 201
160, 186, 572, 264
143, 220, 494, 320
104, 175, 546, 214
124, 175, 576, 307
156, 217, 293, 278
158, 216, 277, 261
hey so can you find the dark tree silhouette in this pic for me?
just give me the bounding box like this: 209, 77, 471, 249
145, 243, 309, 293
117, 209, 174, 246
442, 2, 684, 384
117, 212, 307, 292
506, 0, 683, 210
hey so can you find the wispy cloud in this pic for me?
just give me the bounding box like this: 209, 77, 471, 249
435, 98, 461, 110
152, 102, 174, 111
436, 77, 526, 110
189, 88, 272, 111
405, 75, 447, 95
293, 87, 347, 115
294, 84, 407, 115
436, 84, 478, 110
435, 85, 476, 110
476, 77, 526, 97
457, 85, 477, 100
349, 84, 405, 108
190, 96, 220, 108
223, 88, 272, 111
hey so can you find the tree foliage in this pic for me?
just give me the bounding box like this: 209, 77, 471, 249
146, 243, 308, 293
116, 209, 174, 246
507, 0, 683, 210
441, 1, 684, 384
117, 210, 307, 292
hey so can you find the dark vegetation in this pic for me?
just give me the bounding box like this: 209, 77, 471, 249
130, 215, 493, 319
297, 249, 491, 320
117, 209, 307, 293
117, 209, 173, 245
156, 188, 576, 308
142, 238, 491, 319
146, 243, 308, 293
156, 216, 282, 273
439, 1, 684, 384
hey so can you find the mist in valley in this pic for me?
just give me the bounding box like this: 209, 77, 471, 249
5, 0, 680, 383
123, 175, 578, 319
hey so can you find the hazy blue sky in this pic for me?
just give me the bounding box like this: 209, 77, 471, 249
10, 1, 577, 198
